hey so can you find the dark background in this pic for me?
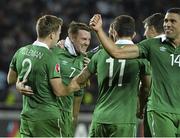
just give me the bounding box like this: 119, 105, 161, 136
0, 0, 179, 136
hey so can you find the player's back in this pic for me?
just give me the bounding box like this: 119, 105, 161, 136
12, 44, 60, 121
88, 44, 148, 124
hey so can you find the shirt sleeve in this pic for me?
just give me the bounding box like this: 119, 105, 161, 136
48, 54, 61, 79
9, 49, 20, 72
137, 39, 151, 61
139, 59, 151, 76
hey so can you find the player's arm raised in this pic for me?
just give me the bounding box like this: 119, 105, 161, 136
90, 14, 139, 59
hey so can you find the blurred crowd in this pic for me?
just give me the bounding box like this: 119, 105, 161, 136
0, 0, 179, 110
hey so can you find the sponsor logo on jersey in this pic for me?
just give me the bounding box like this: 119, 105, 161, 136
159, 46, 166, 52
55, 64, 60, 72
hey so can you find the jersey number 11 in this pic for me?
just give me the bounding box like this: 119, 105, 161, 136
106, 57, 126, 87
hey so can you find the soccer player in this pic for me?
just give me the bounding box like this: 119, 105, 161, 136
90, 7, 180, 137
141, 12, 165, 137
52, 21, 91, 136
7, 15, 80, 137
76, 15, 151, 137
143, 13, 165, 39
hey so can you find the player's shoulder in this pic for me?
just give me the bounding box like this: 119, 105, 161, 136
51, 46, 70, 56
52, 46, 63, 51
93, 48, 105, 57
14, 44, 32, 55
137, 58, 149, 64
140, 37, 162, 44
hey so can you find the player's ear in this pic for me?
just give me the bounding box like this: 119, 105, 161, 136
49, 32, 55, 40
151, 26, 158, 36
112, 30, 117, 41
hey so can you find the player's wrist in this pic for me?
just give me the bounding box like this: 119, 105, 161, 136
96, 27, 103, 33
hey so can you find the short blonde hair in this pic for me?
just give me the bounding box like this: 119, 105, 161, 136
36, 15, 63, 38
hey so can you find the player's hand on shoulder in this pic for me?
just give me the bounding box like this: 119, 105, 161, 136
16, 79, 34, 95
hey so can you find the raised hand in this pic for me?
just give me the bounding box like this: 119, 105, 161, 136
89, 14, 102, 32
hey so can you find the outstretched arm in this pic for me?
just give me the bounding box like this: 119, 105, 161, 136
16, 77, 80, 97
50, 77, 81, 96
90, 14, 139, 59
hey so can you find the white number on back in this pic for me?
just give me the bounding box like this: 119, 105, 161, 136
22, 58, 32, 81
106, 57, 126, 86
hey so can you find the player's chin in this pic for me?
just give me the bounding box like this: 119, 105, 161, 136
165, 32, 174, 39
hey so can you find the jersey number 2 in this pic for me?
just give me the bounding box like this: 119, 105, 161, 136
106, 57, 126, 86
22, 58, 32, 81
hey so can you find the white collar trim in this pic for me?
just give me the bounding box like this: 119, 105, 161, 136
154, 34, 165, 38
115, 39, 134, 45
155, 35, 166, 42
33, 40, 49, 49
64, 37, 77, 56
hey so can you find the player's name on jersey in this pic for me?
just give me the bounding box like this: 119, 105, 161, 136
22, 48, 44, 59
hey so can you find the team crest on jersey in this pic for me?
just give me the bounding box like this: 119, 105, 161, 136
55, 64, 60, 73
159, 46, 166, 52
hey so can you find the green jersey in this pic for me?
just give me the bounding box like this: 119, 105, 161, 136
87, 46, 101, 59
88, 41, 150, 124
138, 37, 180, 114
52, 47, 84, 112
10, 43, 61, 121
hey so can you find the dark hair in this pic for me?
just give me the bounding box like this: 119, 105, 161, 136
68, 21, 91, 36
143, 13, 164, 34
113, 15, 135, 37
36, 15, 63, 38
167, 8, 180, 15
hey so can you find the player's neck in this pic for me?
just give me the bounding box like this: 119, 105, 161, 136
173, 37, 180, 47
37, 38, 51, 48
117, 36, 132, 41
